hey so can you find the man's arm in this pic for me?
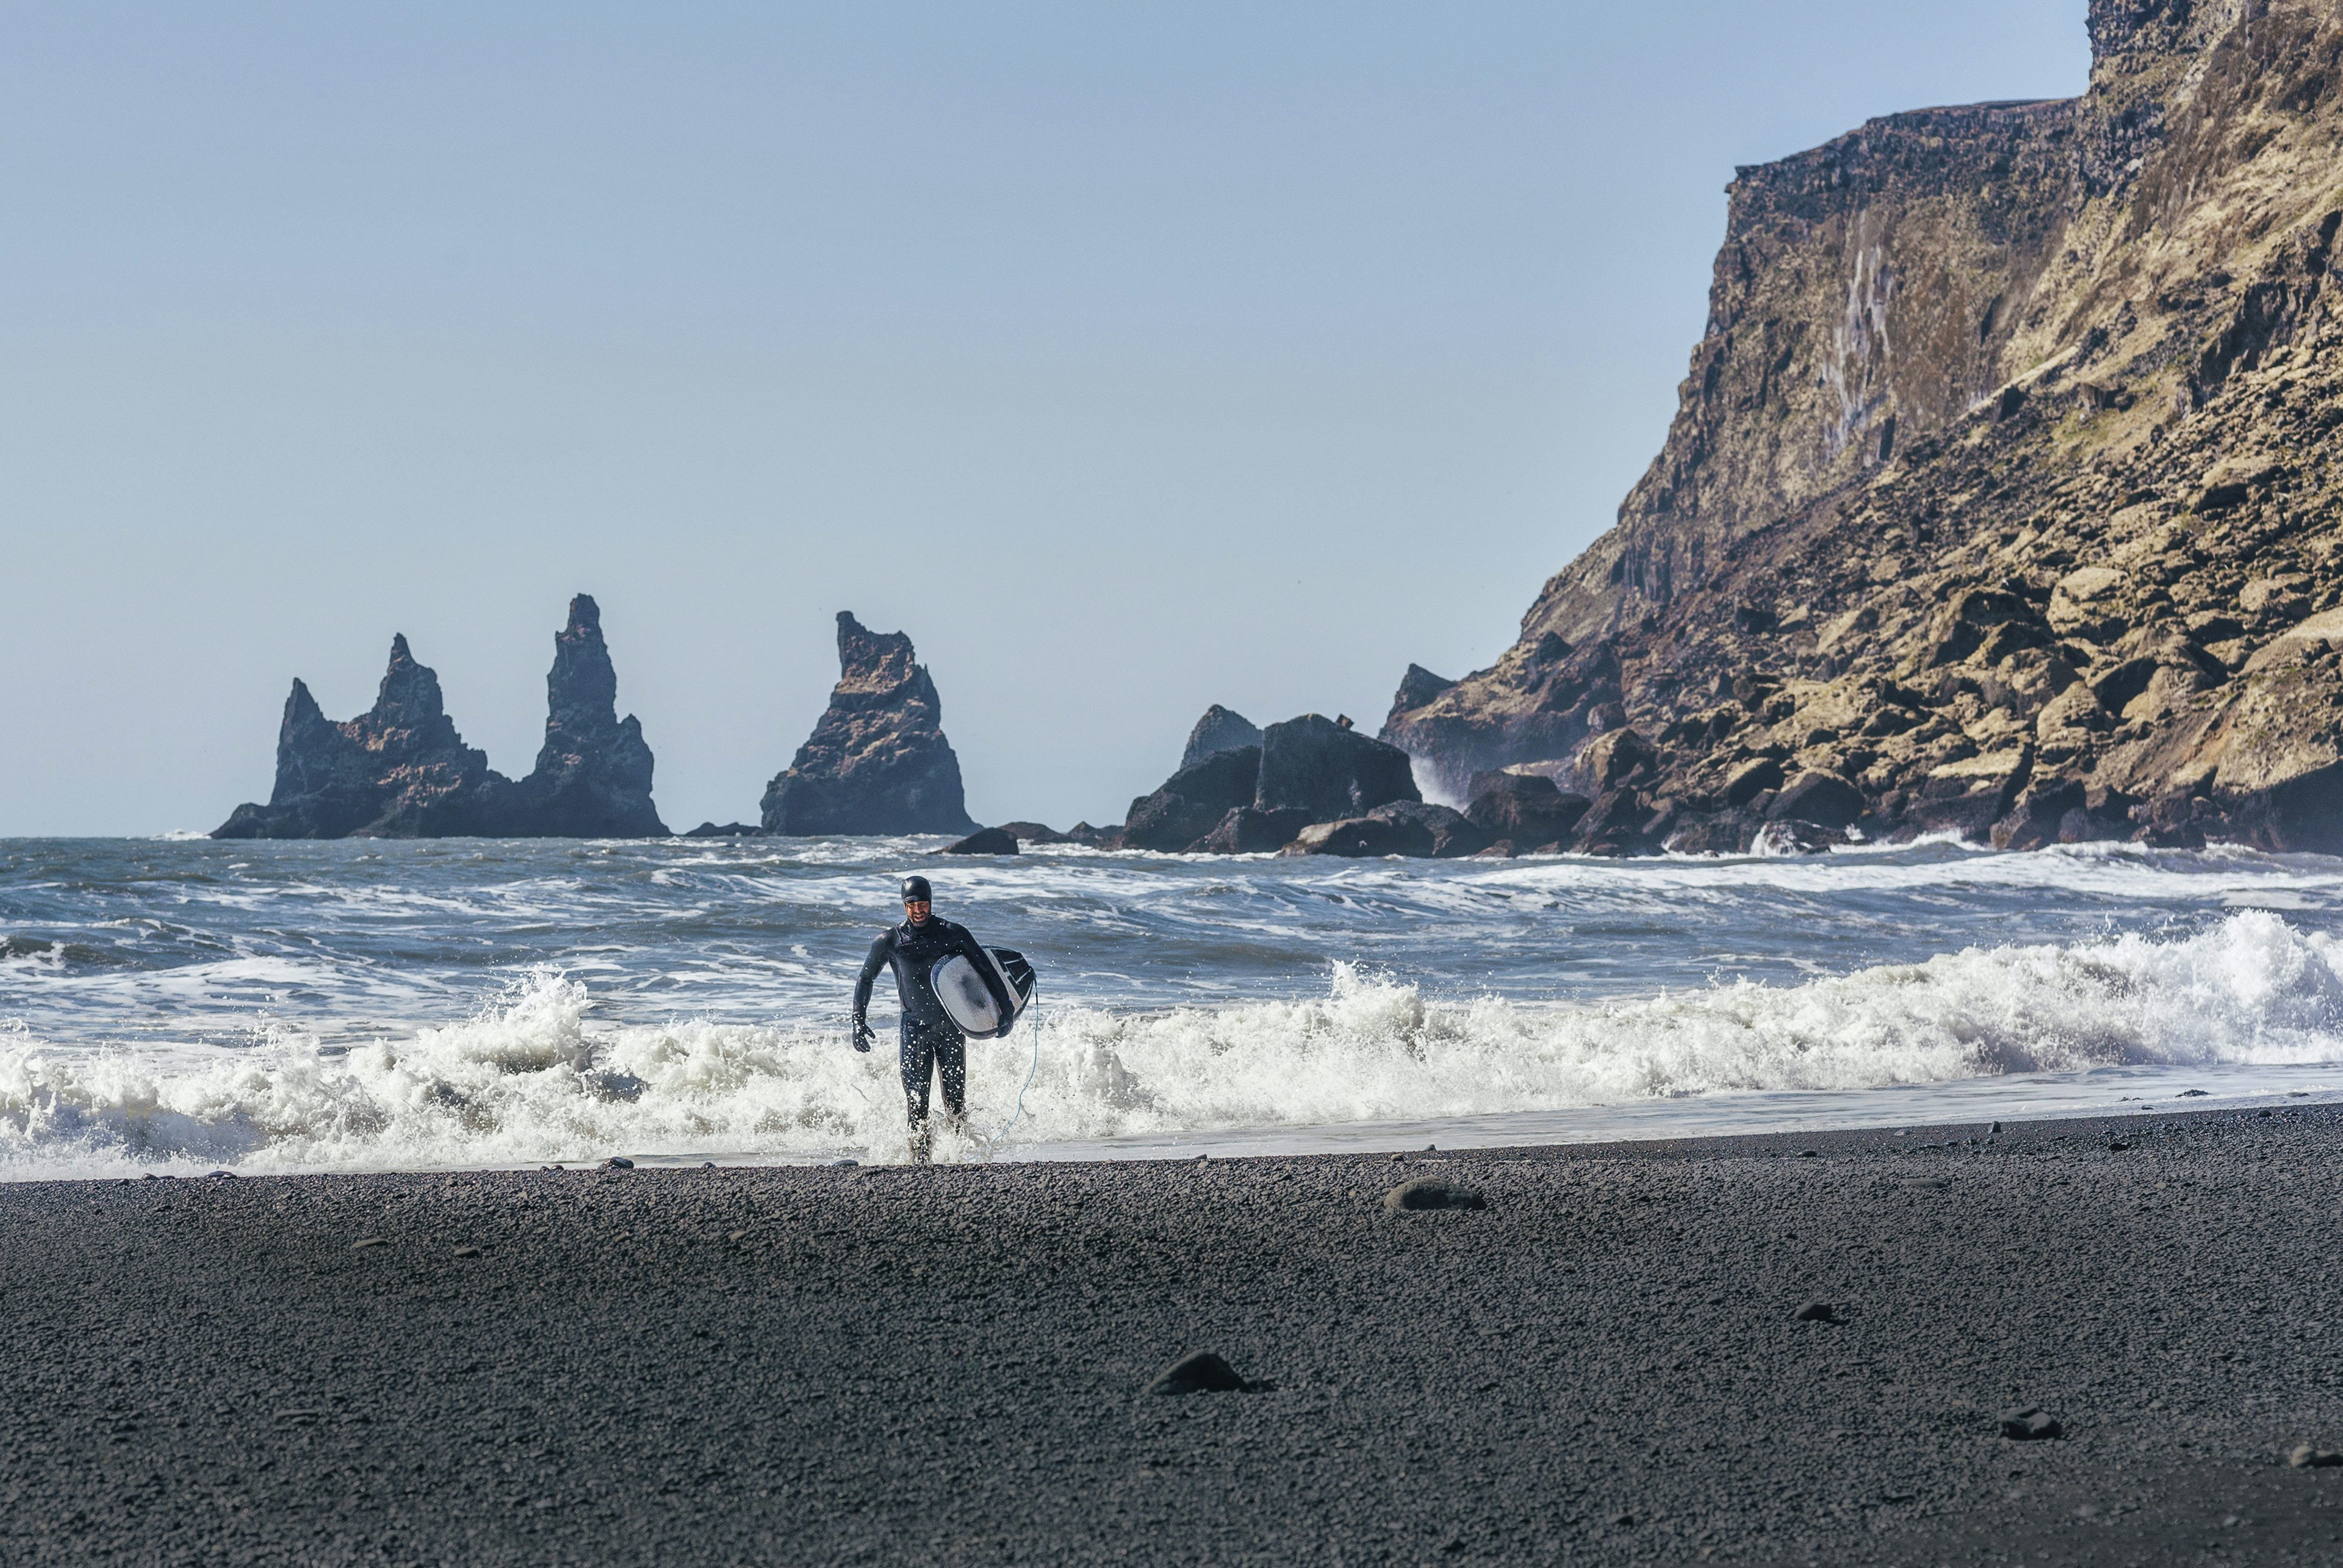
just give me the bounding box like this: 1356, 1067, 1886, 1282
949, 921, 1017, 1024
851, 935, 890, 1051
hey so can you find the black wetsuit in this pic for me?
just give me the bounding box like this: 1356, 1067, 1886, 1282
852, 915, 1013, 1128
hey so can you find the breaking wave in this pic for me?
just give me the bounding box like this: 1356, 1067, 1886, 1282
4, 909, 2341, 1174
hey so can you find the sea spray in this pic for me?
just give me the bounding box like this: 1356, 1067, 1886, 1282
5, 910, 2342, 1174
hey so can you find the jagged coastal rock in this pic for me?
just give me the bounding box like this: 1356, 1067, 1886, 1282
213, 636, 505, 839
1116, 710, 1421, 854
500, 595, 668, 838
1386, 1, 2343, 855
213, 597, 666, 840
1256, 715, 1419, 824
1178, 705, 1264, 770
1123, 746, 1262, 852
943, 826, 1021, 855
760, 613, 979, 837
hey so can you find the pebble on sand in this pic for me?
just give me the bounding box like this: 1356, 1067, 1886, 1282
1793, 1301, 1841, 1324
1383, 1177, 1486, 1214
453, 1245, 481, 1258
602, 1157, 634, 1171
1999, 1407, 2062, 1440
1145, 1350, 1256, 1396
2289, 1444, 2343, 1468
350, 1237, 388, 1251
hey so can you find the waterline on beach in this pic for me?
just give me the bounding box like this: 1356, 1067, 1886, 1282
7, 904, 2342, 1175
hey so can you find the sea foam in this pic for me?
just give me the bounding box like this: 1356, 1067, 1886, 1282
2, 908, 2339, 1175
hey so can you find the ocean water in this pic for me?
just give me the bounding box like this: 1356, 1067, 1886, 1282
4, 834, 2343, 1176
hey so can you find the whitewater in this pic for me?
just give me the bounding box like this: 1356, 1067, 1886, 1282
5, 833, 2343, 1176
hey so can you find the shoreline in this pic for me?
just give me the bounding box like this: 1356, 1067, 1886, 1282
9, 1062, 2340, 1182
10, 1103, 2343, 1564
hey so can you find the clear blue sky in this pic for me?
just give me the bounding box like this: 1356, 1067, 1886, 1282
0, 2, 2089, 835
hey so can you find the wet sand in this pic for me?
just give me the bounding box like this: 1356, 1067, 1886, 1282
7, 1106, 2343, 1565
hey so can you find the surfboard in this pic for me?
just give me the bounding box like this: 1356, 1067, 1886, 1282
930, 947, 1037, 1038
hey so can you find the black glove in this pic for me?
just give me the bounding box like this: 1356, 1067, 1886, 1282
852, 1020, 874, 1054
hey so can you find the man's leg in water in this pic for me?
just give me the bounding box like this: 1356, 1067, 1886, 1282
935, 1032, 968, 1140
899, 1023, 937, 1163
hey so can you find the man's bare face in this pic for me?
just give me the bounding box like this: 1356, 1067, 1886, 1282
904, 898, 932, 924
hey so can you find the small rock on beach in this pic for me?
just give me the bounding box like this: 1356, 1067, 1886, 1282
1146, 1351, 1255, 1396
1383, 1177, 1486, 1213
1999, 1407, 2062, 1440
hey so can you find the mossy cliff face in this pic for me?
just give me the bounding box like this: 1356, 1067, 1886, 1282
1389, 0, 2343, 852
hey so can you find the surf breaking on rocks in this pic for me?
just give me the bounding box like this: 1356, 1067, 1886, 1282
4, 908, 2341, 1176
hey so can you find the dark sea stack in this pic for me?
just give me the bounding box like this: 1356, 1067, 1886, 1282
1255, 714, 1419, 824
759, 613, 979, 837
1178, 705, 1264, 771
1123, 747, 1261, 852
211, 637, 505, 839
501, 595, 666, 838
943, 827, 1020, 855
1381, 0, 2343, 854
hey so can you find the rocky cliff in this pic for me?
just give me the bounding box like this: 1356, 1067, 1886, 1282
212, 597, 666, 840
759, 613, 979, 836
1387, 0, 2343, 854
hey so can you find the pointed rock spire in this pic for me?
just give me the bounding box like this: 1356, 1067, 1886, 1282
759, 612, 977, 836
506, 594, 667, 837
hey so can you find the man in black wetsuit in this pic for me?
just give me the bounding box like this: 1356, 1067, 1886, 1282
852, 875, 1015, 1163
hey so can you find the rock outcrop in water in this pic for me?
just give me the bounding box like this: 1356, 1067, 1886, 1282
212, 597, 666, 840
500, 595, 668, 838
1385, 0, 2343, 855
1256, 715, 1419, 824
1116, 712, 1422, 853
759, 613, 979, 836
1123, 746, 1263, 852
213, 636, 507, 839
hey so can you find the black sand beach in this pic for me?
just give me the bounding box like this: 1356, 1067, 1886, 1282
9, 1107, 2343, 1566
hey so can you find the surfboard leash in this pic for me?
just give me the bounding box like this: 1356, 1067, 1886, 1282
974, 987, 1043, 1160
